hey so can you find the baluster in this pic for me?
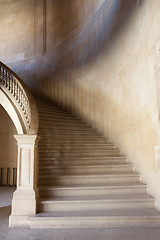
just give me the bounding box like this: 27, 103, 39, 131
21, 91, 24, 110
4, 70, 7, 87
2, 68, 5, 85
19, 86, 22, 106
12, 77, 15, 96
16, 81, 19, 100
15, 79, 18, 99
8, 73, 11, 91
23, 94, 26, 114
10, 75, 13, 93
17, 82, 20, 102
6, 71, 9, 89
20, 87, 23, 107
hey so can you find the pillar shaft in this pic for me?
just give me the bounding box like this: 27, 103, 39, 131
9, 134, 39, 227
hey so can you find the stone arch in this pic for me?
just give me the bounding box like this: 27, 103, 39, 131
0, 89, 26, 135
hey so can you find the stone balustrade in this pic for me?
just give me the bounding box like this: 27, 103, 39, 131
0, 61, 39, 227
0, 61, 38, 134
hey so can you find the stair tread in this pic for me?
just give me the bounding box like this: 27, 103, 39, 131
39, 193, 153, 202
31, 208, 160, 218
39, 173, 139, 178
39, 164, 132, 169
39, 181, 142, 189
39, 156, 126, 159
39, 183, 146, 190
39, 142, 114, 145
39, 149, 120, 152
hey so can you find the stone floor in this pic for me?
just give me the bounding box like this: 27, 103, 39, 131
0, 187, 160, 240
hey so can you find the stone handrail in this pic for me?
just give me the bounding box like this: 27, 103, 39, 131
0, 61, 38, 134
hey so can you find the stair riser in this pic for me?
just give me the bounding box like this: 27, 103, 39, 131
38, 176, 140, 186
39, 121, 85, 126
38, 201, 154, 212
39, 110, 72, 116
39, 126, 98, 131
39, 159, 126, 166
39, 136, 105, 143
39, 152, 121, 158
39, 140, 109, 144
39, 136, 108, 141
29, 217, 160, 228
39, 167, 133, 175
39, 146, 115, 151
39, 130, 100, 135
39, 187, 146, 198
38, 105, 70, 111
38, 108, 76, 115
39, 115, 80, 121
39, 125, 97, 130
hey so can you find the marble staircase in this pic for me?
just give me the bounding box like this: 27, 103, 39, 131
29, 99, 160, 228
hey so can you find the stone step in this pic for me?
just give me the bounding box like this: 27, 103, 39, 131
37, 105, 72, 113
38, 144, 115, 151
39, 122, 97, 130
39, 129, 99, 134
39, 135, 108, 140
39, 150, 121, 158
38, 173, 140, 186
38, 107, 76, 116
38, 193, 154, 212
39, 139, 109, 144
39, 157, 126, 166
29, 208, 160, 228
39, 184, 147, 198
39, 116, 80, 123
39, 126, 98, 132
39, 164, 133, 175
39, 131, 102, 137
39, 121, 87, 126
37, 105, 62, 110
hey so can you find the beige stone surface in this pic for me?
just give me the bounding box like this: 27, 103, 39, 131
0, 105, 17, 185
1, 188, 160, 239
9, 135, 39, 227
1, 0, 160, 227
40, 0, 160, 210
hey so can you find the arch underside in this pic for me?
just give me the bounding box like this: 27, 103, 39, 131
0, 89, 26, 134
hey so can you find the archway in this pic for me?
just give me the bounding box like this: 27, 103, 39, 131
0, 104, 17, 187
0, 89, 26, 135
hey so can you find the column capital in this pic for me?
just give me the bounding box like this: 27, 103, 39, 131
14, 134, 40, 145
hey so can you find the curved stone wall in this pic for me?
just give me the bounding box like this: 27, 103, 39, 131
0, 0, 117, 89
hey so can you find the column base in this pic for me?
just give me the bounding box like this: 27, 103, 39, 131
9, 188, 39, 227
9, 215, 30, 227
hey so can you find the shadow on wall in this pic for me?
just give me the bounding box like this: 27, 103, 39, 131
8, 0, 137, 91
81, 0, 136, 65
50, 0, 135, 70
39, 0, 137, 86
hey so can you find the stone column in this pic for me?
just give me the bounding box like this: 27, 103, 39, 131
9, 134, 39, 227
